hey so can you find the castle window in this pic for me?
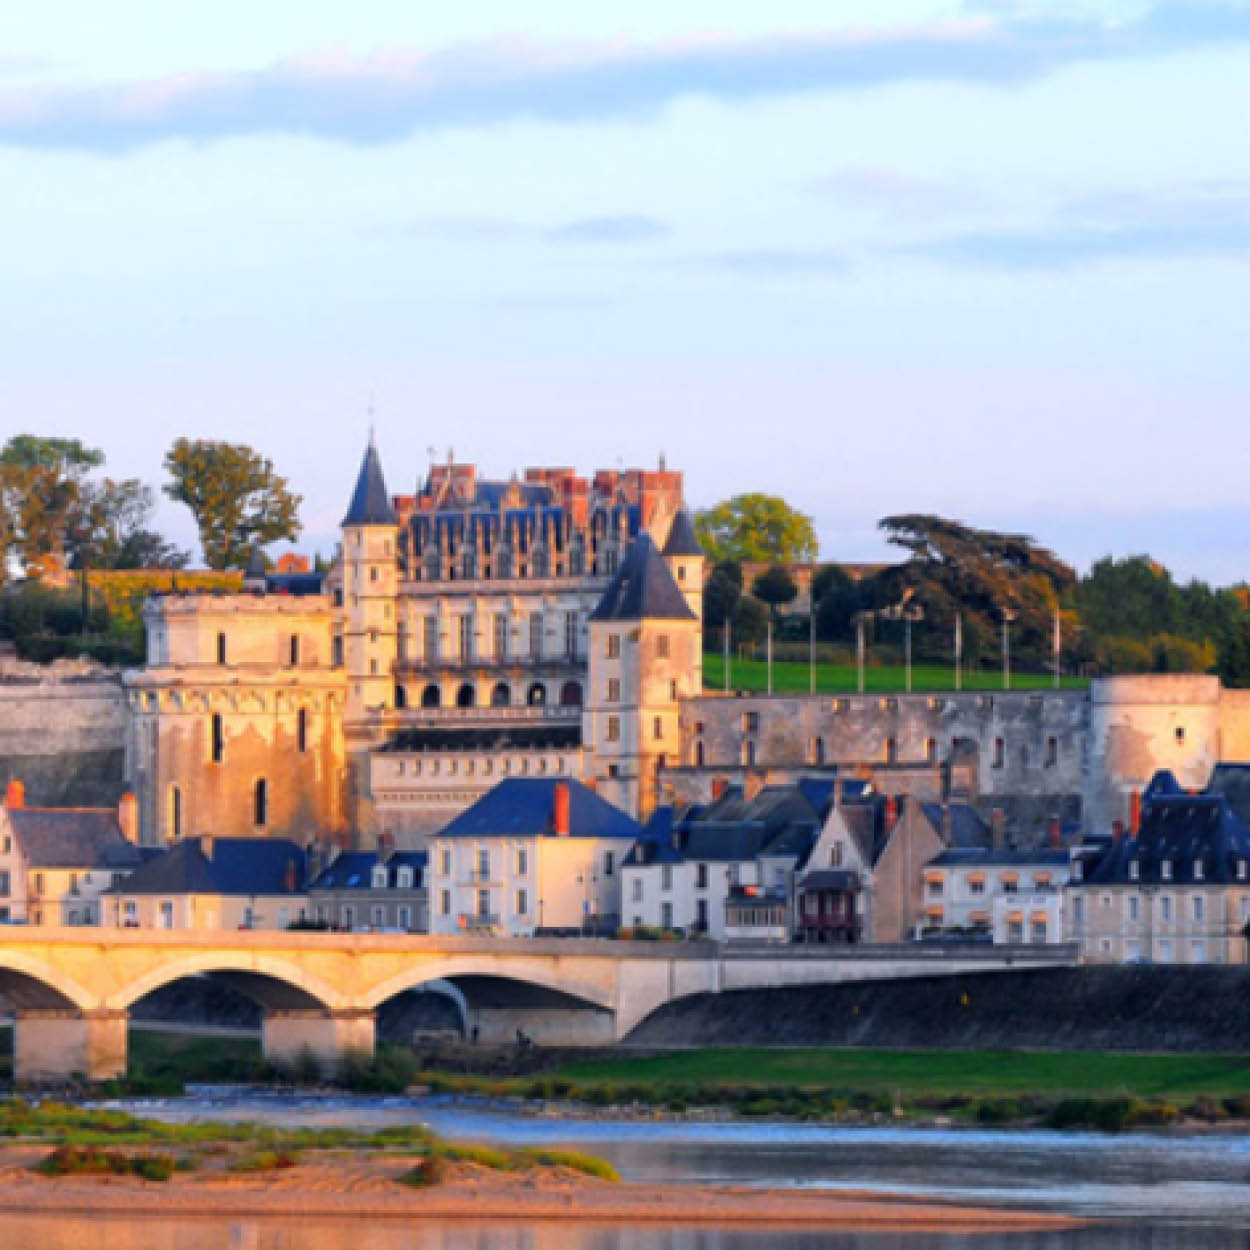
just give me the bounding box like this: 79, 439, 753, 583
334, 589, 343, 607
607, 678, 621, 703
884, 737, 898, 764
297, 707, 308, 752
332, 636, 343, 667
670, 680, 677, 699
653, 716, 663, 740
458, 615, 472, 661
606, 634, 620, 660
527, 682, 546, 707
742, 740, 756, 766
607, 716, 620, 742
370, 566, 378, 582
216, 632, 227, 665
656, 634, 670, 659
1046, 736, 1058, 767
456, 683, 476, 708
289, 634, 300, 666
254, 778, 268, 827
565, 611, 578, 658
694, 741, 704, 767
211, 714, 224, 763
529, 612, 543, 658
422, 684, 441, 708
677, 567, 686, 581
810, 737, 824, 765
424, 616, 438, 662
559, 680, 583, 707
493, 613, 507, 659
1176, 727, 1186, 744
742, 711, 759, 733
169, 786, 182, 839
491, 681, 511, 707
992, 738, 1005, 768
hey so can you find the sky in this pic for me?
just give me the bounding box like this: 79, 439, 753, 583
3, 1, 1250, 581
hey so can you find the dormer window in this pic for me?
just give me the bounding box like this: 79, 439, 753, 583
371, 865, 388, 889
1128, 860, 1139, 880
1194, 860, 1204, 881
1238, 859, 1247, 881
396, 867, 413, 890
1161, 859, 1172, 881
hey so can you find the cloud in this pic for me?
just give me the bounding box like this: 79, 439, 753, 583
1, 5, 1249, 152
905, 182, 1250, 268
811, 164, 991, 218
409, 214, 668, 245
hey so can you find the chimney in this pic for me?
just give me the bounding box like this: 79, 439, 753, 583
200, 834, 214, 860
4, 779, 24, 810
1111, 819, 1124, 841
1129, 789, 1142, 837
553, 781, 571, 836
284, 857, 297, 893
1047, 816, 1062, 850
711, 775, 728, 801
940, 803, 953, 846
991, 807, 1006, 852
117, 792, 139, 843
743, 772, 764, 803
884, 794, 899, 832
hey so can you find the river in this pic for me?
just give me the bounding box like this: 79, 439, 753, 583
2, 1090, 1247, 1249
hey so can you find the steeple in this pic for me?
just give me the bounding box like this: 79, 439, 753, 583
589, 532, 695, 623
661, 509, 701, 558
343, 438, 397, 527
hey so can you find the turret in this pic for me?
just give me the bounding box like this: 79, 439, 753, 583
242, 544, 268, 593
661, 509, 704, 623
585, 532, 701, 821
341, 436, 399, 719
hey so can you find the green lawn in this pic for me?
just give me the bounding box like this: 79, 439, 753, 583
703, 654, 1088, 695
548, 1047, 1250, 1101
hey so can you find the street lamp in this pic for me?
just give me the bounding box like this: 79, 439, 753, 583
1001, 607, 1017, 690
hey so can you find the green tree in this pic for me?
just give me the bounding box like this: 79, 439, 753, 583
163, 439, 302, 570
810, 562, 853, 607
0, 436, 104, 576
733, 595, 769, 650
1221, 615, 1250, 687
751, 564, 798, 615
65, 478, 191, 570
695, 494, 818, 564
702, 566, 741, 644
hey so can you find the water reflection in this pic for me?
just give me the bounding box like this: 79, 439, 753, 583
2, 1216, 1250, 1250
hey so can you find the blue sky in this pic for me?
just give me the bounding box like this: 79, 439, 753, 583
3, 1, 1250, 580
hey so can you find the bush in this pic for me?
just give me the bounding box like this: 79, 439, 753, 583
517, 1148, 619, 1182
232, 1149, 299, 1172
33, 1145, 176, 1181
398, 1154, 446, 1188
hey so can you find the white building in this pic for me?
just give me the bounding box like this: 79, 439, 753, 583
427, 778, 641, 936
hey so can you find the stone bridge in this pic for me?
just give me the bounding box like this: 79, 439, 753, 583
0, 930, 1076, 1080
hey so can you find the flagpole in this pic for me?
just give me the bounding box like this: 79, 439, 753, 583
767, 616, 774, 696
1053, 606, 1061, 690
954, 612, 962, 693
809, 595, 816, 696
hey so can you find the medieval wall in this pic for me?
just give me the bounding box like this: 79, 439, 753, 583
0, 663, 129, 805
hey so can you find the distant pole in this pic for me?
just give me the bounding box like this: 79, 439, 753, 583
1053, 606, 1061, 690
954, 612, 963, 693
766, 616, 774, 695
856, 616, 866, 694
724, 617, 731, 693
905, 618, 913, 694
1002, 609, 1015, 691
809, 601, 816, 695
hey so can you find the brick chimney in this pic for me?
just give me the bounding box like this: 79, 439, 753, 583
711, 775, 729, 801
553, 781, 571, 836
200, 834, 214, 860
883, 794, 899, 833
1047, 816, 1062, 850
284, 857, 297, 893
1111, 819, 1124, 841
991, 807, 1006, 852
743, 772, 764, 803
4, 779, 24, 810
1129, 789, 1142, 837
117, 792, 139, 843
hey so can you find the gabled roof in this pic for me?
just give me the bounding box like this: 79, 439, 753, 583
588, 533, 696, 623
661, 510, 703, 557
1203, 763, 1250, 829
309, 850, 426, 891
920, 803, 992, 850
107, 837, 308, 896
437, 778, 642, 840
5, 808, 144, 870
343, 439, 397, 527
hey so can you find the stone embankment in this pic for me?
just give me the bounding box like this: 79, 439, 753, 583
624, 965, 1250, 1052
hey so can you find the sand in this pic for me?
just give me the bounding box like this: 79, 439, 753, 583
0, 1145, 1083, 1232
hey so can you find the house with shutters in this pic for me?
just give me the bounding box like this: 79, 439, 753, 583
427, 778, 641, 936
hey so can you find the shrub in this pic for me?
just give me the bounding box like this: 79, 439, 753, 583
33, 1145, 176, 1181
398, 1154, 446, 1188
232, 1149, 299, 1172
517, 1148, 619, 1181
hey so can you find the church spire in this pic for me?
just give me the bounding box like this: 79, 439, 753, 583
342, 437, 397, 527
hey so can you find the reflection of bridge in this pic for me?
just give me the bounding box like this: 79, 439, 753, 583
0, 931, 1076, 1080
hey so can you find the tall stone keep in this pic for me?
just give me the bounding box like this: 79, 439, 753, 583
341, 437, 400, 723
584, 533, 702, 821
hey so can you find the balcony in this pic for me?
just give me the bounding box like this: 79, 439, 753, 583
461, 871, 498, 886
458, 913, 501, 931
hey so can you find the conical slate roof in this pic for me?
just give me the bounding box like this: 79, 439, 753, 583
244, 544, 267, 580
661, 509, 702, 557
589, 532, 696, 622
342, 439, 397, 527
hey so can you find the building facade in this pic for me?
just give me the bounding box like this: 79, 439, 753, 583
307, 849, 428, 932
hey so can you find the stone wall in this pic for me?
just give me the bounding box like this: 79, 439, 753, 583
0, 662, 129, 805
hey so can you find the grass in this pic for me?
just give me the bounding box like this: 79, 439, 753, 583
703, 653, 1088, 694
545, 1047, 1250, 1101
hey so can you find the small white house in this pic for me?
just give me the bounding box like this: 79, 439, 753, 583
427, 778, 641, 936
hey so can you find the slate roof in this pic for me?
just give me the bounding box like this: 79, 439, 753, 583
588, 533, 696, 622
343, 440, 398, 527
6, 808, 144, 871
661, 510, 703, 557
927, 846, 1070, 869
1084, 794, 1250, 887
1203, 763, 1250, 830
437, 778, 642, 840
921, 803, 992, 850
309, 850, 427, 891
106, 837, 308, 896
384, 725, 581, 753
265, 572, 325, 596
244, 546, 267, 579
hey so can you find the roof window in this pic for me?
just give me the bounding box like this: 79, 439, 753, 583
1193, 859, 1204, 881
1128, 860, 1139, 880
1161, 859, 1172, 881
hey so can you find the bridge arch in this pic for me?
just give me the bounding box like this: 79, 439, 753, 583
110, 952, 346, 1014
0, 953, 96, 1013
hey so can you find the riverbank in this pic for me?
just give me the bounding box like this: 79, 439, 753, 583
0, 1143, 1084, 1232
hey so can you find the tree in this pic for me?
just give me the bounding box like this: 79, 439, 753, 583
702, 566, 741, 644
65, 478, 171, 570
695, 494, 818, 565
751, 564, 798, 615
810, 562, 853, 607
733, 595, 769, 650
0, 436, 104, 576
163, 439, 302, 570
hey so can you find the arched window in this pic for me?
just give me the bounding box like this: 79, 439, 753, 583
559, 680, 583, 707
491, 682, 511, 707
254, 778, 268, 827
211, 713, 224, 763
527, 682, 546, 707
169, 785, 182, 839
297, 707, 308, 753
456, 683, 476, 708
422, 684, 441, 708
394, 684, 407, 710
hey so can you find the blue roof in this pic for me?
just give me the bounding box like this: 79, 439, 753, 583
106, 837, 307, 896
589, 532, 696, 623
437, 778, 642, 840
343, 440, 397, 526
661, 510, 703, 558
309, 850, 426, 891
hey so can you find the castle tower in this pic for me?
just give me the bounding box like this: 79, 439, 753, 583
661, 509, 704, 624
584, 533, 701, 821
342, 436, 399, 722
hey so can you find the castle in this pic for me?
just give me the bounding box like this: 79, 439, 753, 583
99, 439, 1250, 851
